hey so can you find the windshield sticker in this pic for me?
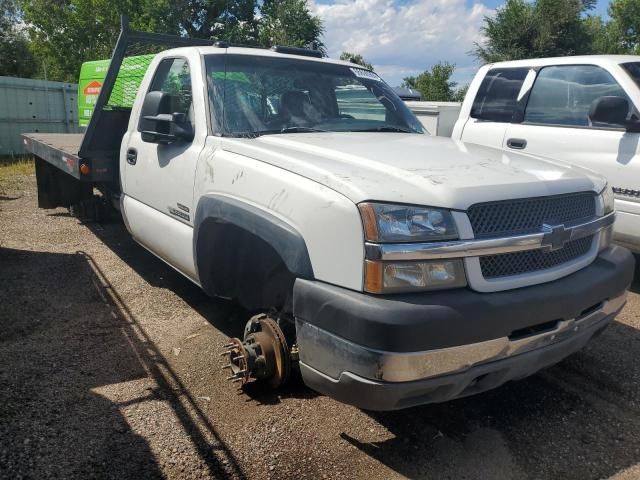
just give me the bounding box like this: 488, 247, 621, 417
350, 68, 381, 81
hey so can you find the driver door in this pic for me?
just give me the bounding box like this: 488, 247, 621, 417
122, 54, 208, 280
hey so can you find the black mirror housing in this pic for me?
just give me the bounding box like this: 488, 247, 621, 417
139, 91, 194, 144
589, 96, 630, 127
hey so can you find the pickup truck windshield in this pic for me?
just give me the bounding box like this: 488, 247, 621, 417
205, 54, 424, 137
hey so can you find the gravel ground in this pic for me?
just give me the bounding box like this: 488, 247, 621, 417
1, 171, 640, 480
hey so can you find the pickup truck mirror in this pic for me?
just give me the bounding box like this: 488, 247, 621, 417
589, 96, 640, 132
139, 91, 195, 144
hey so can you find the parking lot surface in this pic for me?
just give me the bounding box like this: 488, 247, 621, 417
1, 171, 640, 479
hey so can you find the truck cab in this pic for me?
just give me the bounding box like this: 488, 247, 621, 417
23, 23, 635, 410
453, 55, 640, 254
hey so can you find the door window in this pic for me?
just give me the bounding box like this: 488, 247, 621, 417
146, 57, 193, 122
470, 68, 529, 122
335, 85, 386, 121
524, 65, 633, 128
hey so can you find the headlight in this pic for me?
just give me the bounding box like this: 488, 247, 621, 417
600, 184, 614, 215
359, 202, 458, 242
365, 259, 467, 294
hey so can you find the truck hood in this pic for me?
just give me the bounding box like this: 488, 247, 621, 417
222, 132, 606, 210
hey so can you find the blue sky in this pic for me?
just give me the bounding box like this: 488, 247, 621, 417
311, 0, 611, 87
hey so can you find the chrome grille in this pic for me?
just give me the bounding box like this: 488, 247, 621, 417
468, 192, 596, 238
480, 236, 594, 279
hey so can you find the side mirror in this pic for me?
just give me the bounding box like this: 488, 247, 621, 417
139, 91, 194, 144
589, 96, 640, 132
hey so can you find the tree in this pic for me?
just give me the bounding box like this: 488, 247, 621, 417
0, 0, 37, 77
474, 0, 597, 63
171, 0, 258, 42
258, 0, 324, 51
20, 0, 181, 82
452, 84, 469, 103
401, 62, 465, 102
339, 52, 373, 70
607, 0, 640, 53
19, 0, 324, 82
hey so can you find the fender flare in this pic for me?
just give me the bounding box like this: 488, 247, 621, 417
193, 194, 314, 290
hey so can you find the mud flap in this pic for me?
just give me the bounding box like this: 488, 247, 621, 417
35, 156, 92, 209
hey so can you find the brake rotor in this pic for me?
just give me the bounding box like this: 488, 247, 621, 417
221, 314, 291, 388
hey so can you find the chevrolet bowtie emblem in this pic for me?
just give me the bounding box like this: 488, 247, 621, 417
542, 224, 572, 251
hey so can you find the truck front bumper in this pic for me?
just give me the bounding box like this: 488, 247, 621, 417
293, 246, 635, 411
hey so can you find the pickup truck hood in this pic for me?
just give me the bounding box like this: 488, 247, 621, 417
222, 132, 605, 210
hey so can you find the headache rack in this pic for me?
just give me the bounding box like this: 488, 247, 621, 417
75, 17, 213, 183
23, 17, 212, 184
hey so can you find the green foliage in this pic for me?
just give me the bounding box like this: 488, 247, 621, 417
339, 52, 373, 70
401, 62, 466, 102
0, 0, 37, 77
20, 0, 180, 82
259, 0, 324, 52
452, 84, 469, 103
18, 0, 323, 82
474, 0, 599, 63
172, 0, 258, 42
607, 0, 640, 53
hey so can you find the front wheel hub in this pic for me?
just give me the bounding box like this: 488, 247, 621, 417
221, 314, 290, 388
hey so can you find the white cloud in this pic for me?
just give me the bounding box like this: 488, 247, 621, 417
311, 0, 493, 86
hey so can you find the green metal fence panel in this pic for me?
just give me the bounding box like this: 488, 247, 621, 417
0, 76, 80, 156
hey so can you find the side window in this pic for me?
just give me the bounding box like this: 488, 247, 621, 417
335, 85, 386, 121
147, 57, 193, 121
470, 68, 529, 122
524, 65, 631, 128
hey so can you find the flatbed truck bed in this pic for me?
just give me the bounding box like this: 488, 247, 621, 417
23, 133, 84, 180
22, 18, 213, 196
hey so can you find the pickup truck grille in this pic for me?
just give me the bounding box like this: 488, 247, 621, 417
480, 236, 594, 279
468, 192, 596, 238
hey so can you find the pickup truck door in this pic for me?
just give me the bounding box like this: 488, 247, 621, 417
121, 54, 207, 280
456, 67, 529, 148
503, 63, 640, 249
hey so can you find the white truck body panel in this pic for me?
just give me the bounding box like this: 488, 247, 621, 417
193, 137, 366, 290
115, 48, 609, 293
404, 101, 461, 137
453, 55, 640, 252
221, 133, 605, 209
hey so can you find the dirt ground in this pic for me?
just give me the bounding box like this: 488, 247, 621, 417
2, 169, 640, 480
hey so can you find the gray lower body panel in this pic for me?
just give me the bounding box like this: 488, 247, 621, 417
299, 300, 622, 411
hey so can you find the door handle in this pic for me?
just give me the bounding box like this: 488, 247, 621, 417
126, 148, 137, 165
507, 138, 527, 150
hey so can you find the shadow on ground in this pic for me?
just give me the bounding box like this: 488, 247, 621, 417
85, 219, 318, 406
0, 246, 246, 479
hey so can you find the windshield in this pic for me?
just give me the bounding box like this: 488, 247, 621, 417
205, 54, 424, 137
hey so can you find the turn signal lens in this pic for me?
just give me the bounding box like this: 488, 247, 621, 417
600, 184, 615, 215
79, 163, 90, 176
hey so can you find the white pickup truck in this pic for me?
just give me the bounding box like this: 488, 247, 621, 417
23, 22, 634, 410
452, 55, 640, 254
